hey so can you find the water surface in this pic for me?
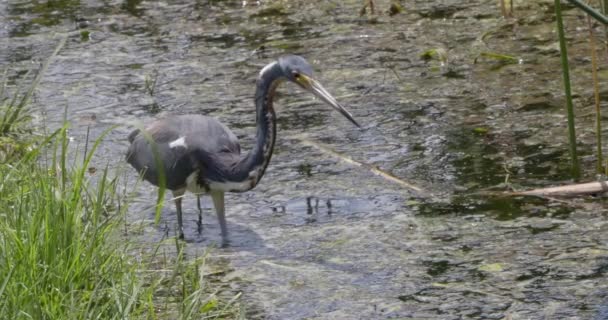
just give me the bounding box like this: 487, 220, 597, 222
2, 0, 608, 318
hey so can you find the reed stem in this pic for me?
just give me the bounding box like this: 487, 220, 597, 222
587, 14, 603, 174
555, 0, 581, 179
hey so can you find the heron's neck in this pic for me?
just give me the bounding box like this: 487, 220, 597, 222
232, 62, 283, 190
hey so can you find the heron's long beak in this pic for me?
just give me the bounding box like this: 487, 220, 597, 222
298, 75, 360, 128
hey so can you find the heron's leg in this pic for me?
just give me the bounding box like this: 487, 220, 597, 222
210, 191, 228, 246
172, 189, 186, 239
196, 195, 203, 233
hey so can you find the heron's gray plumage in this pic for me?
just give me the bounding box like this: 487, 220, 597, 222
126, 55, 359, 244
127, 114, 241, 190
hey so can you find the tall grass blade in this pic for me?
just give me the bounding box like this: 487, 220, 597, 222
587, 14, 603, 174
134, 124, 167, 225
555, 0, 581, 179
0, 262, 16, 299
2, 35, 67, 134
1, 69, 31, 135
0, 68, 7, 102
565, 0, 608, 25
19, 127, 62, 163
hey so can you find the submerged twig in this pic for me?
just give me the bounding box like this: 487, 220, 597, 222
292, 135, 427, 195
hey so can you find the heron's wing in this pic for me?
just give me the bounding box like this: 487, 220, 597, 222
176, 115, 241, 156
126, 115, 241, 190
127, 124, 192, 190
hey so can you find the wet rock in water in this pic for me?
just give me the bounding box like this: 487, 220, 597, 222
517, 96, 561, 111
416, 5, 461, 19
424, 259, 453, 276
534, 42, 561, 56
526, 219, 561, 234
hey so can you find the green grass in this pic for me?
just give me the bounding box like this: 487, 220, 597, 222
0, 117, 242, 319
0, 124, 138, 319
0, 46, 243, 319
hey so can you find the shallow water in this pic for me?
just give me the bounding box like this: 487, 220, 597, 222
3, 0, 608, 318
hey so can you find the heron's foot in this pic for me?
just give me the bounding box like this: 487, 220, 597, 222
178, 231, 185, 240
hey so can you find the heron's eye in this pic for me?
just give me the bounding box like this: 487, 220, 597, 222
293, 72, 300, 80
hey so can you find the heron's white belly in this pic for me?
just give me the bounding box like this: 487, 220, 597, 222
207, 180, 252, 192
185, 170, 253, 193
185, 171, 207, 194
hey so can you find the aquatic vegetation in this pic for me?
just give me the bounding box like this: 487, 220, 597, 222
388, 1, 404, 16
79, 30, 90, 42
473, 52, 520, 66
420, 48, 448, 67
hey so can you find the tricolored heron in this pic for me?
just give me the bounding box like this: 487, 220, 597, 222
126, 55, 359, 244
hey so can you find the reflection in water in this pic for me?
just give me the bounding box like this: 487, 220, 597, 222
305, 197, 317, 223
306, 196, 317, 215
304, 196, 335, 223
305, 196, 334, 216
266, 195, 375, 227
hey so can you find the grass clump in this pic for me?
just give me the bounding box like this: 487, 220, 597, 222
0, 125, 243, 319
0, 39, 243, 319
0, 67, 36, 162
0, 124, 143, 318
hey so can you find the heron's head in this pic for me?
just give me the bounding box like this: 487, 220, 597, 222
278, 55, 360, 128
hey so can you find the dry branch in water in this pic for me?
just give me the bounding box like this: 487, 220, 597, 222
510, 181, 608, 197
291, 137, 608, 200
